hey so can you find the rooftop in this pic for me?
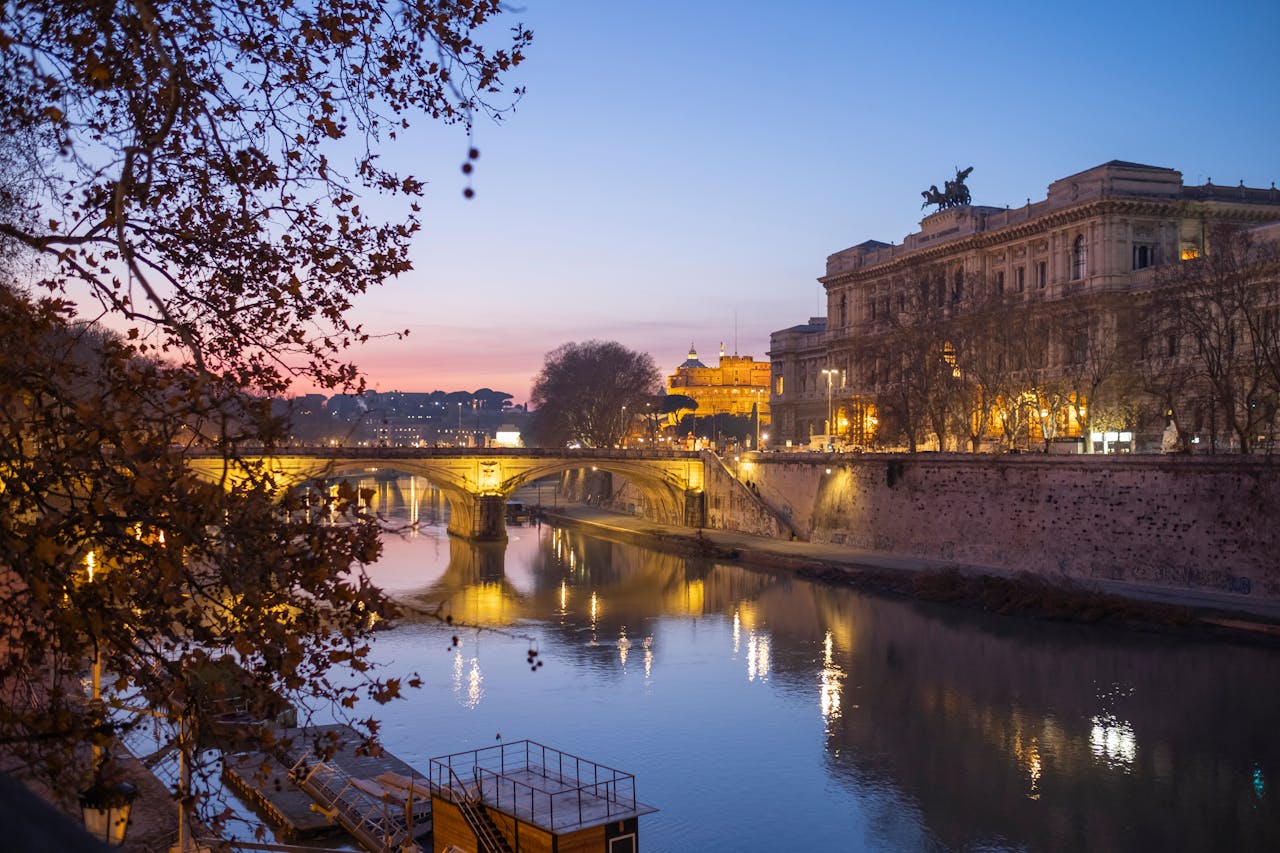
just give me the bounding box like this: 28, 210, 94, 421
429, 740, 657, 834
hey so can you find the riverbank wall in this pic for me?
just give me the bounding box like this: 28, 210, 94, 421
732, 452, 1279, 604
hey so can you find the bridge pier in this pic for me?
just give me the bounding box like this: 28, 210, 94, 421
448, 494, 508, 541
683, 489, 706, 529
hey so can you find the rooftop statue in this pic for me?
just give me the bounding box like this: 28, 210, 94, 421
922, 166, 973, 211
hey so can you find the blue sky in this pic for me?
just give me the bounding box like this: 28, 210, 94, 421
346, 0, 1280, 402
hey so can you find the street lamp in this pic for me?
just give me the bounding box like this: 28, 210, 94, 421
80, 548, 137, 847
80, 775, 137, 847
821, 369, 837, 438
753, 389, 762, 449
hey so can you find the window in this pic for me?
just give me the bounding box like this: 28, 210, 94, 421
840, 293, 848, 326
1068, 331, 1087, 364
1015, 266, 1025, 293
774, 375, 783, 395
1166, 333, 1178, 358
995, 271, 1005, 294
1180, 242, 1200, 261
609, 833, 637, 853
953, 269, 964, 303
1037, 261, 1047, 288
1071, 234, 1087, 279
935, 274, 945, 307
867, 293, 874, 322
1133, 244, 1154, 270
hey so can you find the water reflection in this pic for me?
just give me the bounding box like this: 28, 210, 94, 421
818, 630, 844, 726
356, 476, 1280, 852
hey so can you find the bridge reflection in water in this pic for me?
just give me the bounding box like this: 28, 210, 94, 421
341, 474, 1280, 852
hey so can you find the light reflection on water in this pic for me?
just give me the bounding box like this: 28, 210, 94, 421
347, 475, 1280, 851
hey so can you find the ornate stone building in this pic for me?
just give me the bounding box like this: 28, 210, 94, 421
769, 161, 1280, 450
667, 343, 771, 424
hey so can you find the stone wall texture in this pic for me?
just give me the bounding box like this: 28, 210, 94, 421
740, 453, 1280, 601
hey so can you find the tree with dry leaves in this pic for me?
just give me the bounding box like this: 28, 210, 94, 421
529, 341, 663, 448
0, 0, 530, 833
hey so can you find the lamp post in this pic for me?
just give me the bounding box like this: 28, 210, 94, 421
747, 389, 757, 448
80, 776, 137, 847
821, 369, 836, 438
80, 549, 138, 847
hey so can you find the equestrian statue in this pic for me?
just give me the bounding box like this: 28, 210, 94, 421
921, 166, 973, 211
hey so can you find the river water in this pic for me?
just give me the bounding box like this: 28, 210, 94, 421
322, 475, 1280, 851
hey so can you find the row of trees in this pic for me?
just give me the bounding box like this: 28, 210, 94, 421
839, 225, 1280, 453
1, 0, 531, 835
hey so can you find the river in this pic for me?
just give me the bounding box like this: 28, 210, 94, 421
287, 475, 1280, 850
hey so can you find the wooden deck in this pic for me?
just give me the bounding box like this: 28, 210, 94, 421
430, 740, 657, 836
224, 724, 432, 848
474, 764, 657, 834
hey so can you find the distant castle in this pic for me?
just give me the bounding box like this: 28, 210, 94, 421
667, 342, 770, 423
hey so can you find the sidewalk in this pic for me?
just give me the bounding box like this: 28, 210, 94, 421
536, 502, 1280, 633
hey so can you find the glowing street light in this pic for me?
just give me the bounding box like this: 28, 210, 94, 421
821, 369, 837, 437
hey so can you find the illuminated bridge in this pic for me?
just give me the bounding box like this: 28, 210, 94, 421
188, 447, 711, 541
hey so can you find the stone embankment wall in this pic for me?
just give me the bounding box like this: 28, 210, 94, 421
737, 452, 1280, 601
699, 451, 789, 539
562, 458, 789, 537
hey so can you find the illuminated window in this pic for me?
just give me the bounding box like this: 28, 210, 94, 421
1180, 242, 1200, 261
1071, 235, 1087, 279
774, 375, 784, 395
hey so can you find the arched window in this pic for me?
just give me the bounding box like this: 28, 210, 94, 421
1071, 234, 1087, 280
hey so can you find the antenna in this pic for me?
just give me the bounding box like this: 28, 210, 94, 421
734, 309, 739, 356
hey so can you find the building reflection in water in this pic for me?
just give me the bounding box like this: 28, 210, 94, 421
361, 477, 1280, 852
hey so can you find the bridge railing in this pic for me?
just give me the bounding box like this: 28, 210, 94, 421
188, 446, 705, 461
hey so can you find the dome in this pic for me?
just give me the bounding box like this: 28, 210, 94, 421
679, 343, 707, 369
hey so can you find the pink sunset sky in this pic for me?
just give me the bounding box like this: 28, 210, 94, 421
320, 0, 1280, 404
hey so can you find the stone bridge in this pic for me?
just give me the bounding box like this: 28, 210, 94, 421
188, 448, 708, 540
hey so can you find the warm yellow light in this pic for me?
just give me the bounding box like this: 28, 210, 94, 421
86, 550, 96, 582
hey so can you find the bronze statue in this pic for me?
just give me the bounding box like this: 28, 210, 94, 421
921, 166, 973, 211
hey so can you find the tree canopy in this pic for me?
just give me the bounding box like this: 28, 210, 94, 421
529, 341, 662, 448
0, 0, 531, 827
0, 0, 529, 393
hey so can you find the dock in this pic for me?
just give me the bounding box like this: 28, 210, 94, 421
223, 724, 432, 851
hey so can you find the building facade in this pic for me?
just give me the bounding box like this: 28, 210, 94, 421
667, 343, 772, 423
769, 161, 1280, 451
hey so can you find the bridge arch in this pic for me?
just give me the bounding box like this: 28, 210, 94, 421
187, 449, 708, 540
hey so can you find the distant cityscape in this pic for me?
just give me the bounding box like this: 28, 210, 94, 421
277, 388, 529, 447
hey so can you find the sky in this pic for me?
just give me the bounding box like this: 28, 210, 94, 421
341, 0, 1280, 404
